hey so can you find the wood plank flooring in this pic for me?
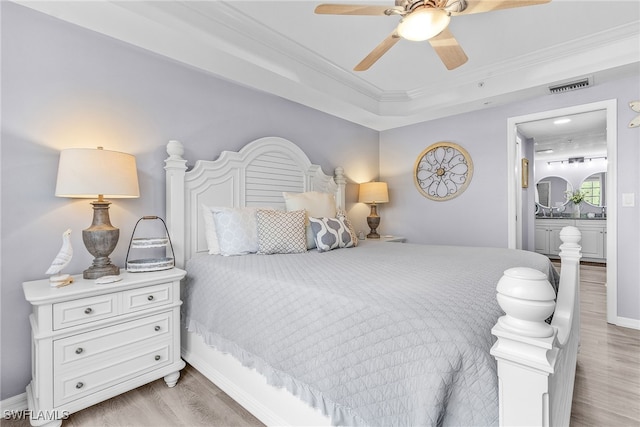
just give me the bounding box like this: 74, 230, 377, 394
5, 263, 639, 426
566, 263, 640, 426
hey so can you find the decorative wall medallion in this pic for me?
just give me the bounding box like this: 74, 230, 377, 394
414, 142, 474, 201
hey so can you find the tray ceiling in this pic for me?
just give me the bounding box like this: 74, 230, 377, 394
15, 0, 640, 130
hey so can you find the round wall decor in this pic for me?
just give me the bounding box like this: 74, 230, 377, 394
414, 142, 474, 201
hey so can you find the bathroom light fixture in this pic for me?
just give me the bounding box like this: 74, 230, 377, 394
547, 156, 607, 166
397, 6, 450, 41
359, 182, 389, 239
55, 147, 140, 279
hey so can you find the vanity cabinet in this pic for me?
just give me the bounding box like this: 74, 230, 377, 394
535, 219, 572, 256
575, 220, 606, 260
535, 219, 606, 262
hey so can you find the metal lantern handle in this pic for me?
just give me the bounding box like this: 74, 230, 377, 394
125, 216, 176, 268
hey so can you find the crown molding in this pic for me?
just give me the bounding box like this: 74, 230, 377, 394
13, 1, 640, 131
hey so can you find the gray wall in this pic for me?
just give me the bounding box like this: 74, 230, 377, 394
379, 74, 640, 321
0, 3, 378, 400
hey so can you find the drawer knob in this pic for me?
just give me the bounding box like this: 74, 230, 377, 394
75, 347, 84, 354
155, 355, 161, 361
84, 308, 92, 314
76, 382, 84, 389
154, 326, 161, 332
147, 295, 154, 301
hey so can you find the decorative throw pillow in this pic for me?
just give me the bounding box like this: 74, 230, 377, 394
202, 205, 220, 255
309, 216, 358, 252
211, 207, 259, 256
337, 209, 359, 248
256, 209, 307, 255
283, 191, 337, 249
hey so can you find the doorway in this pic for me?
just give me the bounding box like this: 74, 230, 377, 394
507, 99, 618, 324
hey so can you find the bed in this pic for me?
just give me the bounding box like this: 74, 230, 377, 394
165, 136, 581, 426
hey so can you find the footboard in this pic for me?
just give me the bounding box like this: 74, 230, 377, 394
491, 226, 581, 426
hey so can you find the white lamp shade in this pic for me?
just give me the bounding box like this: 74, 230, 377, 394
359, 182, 389, 204
397, 7, 451, 41
55, 148, 140, 198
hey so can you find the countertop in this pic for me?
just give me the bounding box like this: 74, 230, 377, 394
535, 215, 606, 220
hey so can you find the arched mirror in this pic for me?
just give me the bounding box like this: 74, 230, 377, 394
580, 172, 606, 207
536, 176, 573, 210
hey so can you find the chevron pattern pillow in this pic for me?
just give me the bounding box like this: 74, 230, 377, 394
256, 209, 307, 255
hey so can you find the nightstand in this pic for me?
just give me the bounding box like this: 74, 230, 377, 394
22, 268, 186, 427
367, 236, 406, 243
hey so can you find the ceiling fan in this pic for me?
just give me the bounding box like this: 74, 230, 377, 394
315, 0, 551, 71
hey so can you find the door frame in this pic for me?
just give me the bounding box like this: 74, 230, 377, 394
506, 99, 617, 324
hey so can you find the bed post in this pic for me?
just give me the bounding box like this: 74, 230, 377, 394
165, 140, 188, 268
491, 226, 581, 426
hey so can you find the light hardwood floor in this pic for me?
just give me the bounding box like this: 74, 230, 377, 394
565, 263, 640, 426
5, 263, 639, 426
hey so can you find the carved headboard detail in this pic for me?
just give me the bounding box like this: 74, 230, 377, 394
165, 136, 346, 267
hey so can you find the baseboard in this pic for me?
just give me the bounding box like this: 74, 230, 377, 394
613, 316, 640, 330
1, 392, 28, 412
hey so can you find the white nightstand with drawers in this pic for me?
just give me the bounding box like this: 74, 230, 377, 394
22, 268, 186, 427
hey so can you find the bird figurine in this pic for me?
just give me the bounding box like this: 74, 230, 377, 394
46, 228, 73, 287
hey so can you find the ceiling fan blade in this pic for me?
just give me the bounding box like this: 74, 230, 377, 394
428, 28, 468, 70
314, 4, 391, 16
453, 0, 551, 15
354, 32, 401, 71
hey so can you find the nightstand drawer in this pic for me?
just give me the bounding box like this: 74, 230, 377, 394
53, 294, 119, 330
54, 312, 172, 366
54, 343, 172, 407
122, 282, 172, 313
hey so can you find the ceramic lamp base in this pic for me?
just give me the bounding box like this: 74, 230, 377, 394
83, 263, 120, 280
366, 204, 381, 239
82, 199, 121, 279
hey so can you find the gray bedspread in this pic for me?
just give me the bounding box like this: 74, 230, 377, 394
183, 241, 558, 426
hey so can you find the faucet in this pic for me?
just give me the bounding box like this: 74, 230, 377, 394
602, 206, 606, 218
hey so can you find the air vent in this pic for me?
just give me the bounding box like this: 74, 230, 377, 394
548, 77, 592, 94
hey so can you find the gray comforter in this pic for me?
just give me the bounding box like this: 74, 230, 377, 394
183, 241, 558, 426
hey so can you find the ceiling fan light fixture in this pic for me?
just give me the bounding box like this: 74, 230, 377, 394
397, 7, 450, 41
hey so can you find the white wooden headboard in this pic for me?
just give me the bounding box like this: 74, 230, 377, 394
165, 136, 346, 267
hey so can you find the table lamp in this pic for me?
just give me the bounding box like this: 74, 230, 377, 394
55, 147, 140, 279
358, 182, 389, 239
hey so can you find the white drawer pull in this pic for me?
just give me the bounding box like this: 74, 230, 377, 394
84, 308, 92, 315
75, 382, 84, 389
154, 326, 161, 332
147, 295, 154, 301
154, 355, 161, 361
75, 347, 84, 354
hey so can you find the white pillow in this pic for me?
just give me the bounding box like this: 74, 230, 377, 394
211, 207, 259, 256
256, 209, 307, 255
282, 191, 337, 249
201, 204, 220, 255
